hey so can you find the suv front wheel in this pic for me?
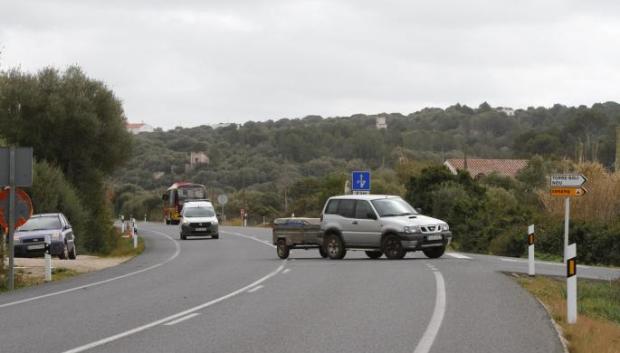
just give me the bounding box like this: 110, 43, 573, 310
325, 234, 346, 260
423, 246, 446, 259
382, 234, 406, 259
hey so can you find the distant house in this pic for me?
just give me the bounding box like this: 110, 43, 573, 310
190, 152, 209, 168
376, 116, 387, 129
443, 158, 528, 179
126, 122, 154, 134
496, 107, 516, 116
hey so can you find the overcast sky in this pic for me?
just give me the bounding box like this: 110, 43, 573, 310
1, 1, 619, 129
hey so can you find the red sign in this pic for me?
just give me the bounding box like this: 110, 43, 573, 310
0, 188, 34, 232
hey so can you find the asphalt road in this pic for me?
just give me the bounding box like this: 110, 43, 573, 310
1, 223, 618, 353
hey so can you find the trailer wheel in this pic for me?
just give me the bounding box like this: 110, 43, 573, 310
277, 239, 290, 259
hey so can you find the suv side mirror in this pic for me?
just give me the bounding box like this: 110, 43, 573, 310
415, 208, 422, 214
367, 212, 377, 220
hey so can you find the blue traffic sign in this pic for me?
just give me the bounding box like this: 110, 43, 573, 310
351, 171, 371, 192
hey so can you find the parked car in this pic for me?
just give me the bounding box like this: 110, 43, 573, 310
318, 194, 452, 260
14, 213, 77, 259
272, 218, 326, 259
179, 200, 219, 240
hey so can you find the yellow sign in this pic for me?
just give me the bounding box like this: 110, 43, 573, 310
550, 187, 587, 197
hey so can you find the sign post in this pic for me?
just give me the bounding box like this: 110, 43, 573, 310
528, 224, 535, 277
566, 243, 577, 324
0, 147, 33, 291
550, 174, 587, 263
217, 194, 228, 222
351, 171, 371, 194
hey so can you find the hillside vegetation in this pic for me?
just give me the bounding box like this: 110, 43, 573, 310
114, 102, 620, 265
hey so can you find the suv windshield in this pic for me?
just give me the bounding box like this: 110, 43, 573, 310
183, 207, 215, 218
371, 198, 417, 217
18, 217, 62, 231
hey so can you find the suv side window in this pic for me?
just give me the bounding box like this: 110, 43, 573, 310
337, 199, 355, 218
325, 199, 339, 214
355, 200, 376, 219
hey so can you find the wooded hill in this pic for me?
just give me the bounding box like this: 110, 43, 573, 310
115, 102, 620, 203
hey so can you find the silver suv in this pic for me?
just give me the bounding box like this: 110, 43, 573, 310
319, 195, 452, 259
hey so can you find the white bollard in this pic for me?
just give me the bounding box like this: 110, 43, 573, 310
528, 224, 535, 277
131, 219, 138, 249
567, 243, 577, 324
44, 235, 52, 282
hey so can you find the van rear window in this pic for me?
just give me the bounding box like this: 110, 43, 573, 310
325, 199, 339, 214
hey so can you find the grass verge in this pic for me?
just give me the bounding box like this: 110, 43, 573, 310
101, 236, 145, 258
514, 274, 620, 353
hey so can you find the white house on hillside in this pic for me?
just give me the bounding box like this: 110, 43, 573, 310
126, 122, 154, 134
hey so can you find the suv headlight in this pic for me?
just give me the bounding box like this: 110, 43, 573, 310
442, 224, 450, 231
51, 231, 62, 241
403, 225, 420, 233
182, 218, 190, 225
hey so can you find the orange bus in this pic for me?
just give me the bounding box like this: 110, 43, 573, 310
162, 182, 208, 224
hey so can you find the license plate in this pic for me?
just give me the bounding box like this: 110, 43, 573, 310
427, 235, 442, 241
195, 227, 207, 231
27, 244, 45, 250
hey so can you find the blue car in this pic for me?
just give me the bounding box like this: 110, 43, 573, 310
14, 213, 77, 259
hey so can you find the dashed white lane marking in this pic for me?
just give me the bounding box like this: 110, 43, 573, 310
163, 313, 200, 326
283, 268, 291, 274
247, 285, 264, 293
62, 262, 285, 353
0, 229, 181, 309
413, 264, 447, 353
446, 252, 472, 259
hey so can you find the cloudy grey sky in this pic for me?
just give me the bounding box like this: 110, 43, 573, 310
1, 0, 619, 129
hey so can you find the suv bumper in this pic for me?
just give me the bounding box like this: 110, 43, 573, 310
398, 231, 452, 250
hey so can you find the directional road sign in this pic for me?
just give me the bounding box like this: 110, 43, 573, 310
550, 174, 587, 188
550, 187, 587, 197
351, 171, 371, 192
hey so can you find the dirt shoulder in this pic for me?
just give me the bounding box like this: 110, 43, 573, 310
14, 255, 131, 278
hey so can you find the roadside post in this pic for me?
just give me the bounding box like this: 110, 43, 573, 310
528, 224, 535, 276
120, 215, 125, 233
0, 147, 33, 291
549, 174, 587, 263
566, 243, 577, 324
44, 235, 52, 282
144, 214, 147, 222
131, 218, 137, 249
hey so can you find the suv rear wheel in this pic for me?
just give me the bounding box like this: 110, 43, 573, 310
365, 250, 383, 259
318, 246, 328, 258
423, 246, 446, 259
325, 234, 346, 259
382, 234, 406, 259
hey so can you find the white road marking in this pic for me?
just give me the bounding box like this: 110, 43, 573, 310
247, 285, 264, 293
223, 231, 275, 248
501, 258, 521, 263
446, 252, 472, 259
413, 264, 446, 353
163, 313, 200, 326
62, 262, 285, 353
283, 268, 291, 274
0, 229, 181, 309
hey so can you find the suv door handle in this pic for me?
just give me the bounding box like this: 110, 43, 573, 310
352, 221, 358, 225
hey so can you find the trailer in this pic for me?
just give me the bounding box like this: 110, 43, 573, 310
272, 217, 326, 259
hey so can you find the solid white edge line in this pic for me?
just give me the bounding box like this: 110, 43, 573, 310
247, 285, 264, 293
413, 265, 446, 353
163, 313, 201, 326
62, 262, 285, 353
0, 228, 181, 309
446, 252, 472, 259
283, 268, 291, 274
223, 231, 275, 248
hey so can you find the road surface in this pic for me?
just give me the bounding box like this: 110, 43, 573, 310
1, 223, 618, 353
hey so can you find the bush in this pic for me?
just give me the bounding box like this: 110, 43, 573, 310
30, 161, 88, 251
